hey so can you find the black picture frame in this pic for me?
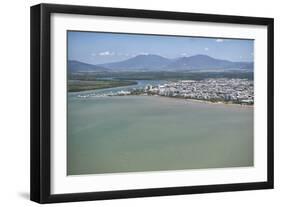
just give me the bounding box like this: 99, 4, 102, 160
30, 3, 274, 204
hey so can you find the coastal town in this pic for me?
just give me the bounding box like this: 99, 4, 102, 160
78, 78, 254, 105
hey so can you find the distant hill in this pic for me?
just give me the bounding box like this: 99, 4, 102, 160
100, 54, 172, 71
68, 60, 108, 73
166, 55, 253, 70
230, 61, 253, 70
69, 54, 253, 73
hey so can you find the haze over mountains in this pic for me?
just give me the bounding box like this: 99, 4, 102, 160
101, 54, 171, 70
68, 60, 108, 73
68, 54, 253, 73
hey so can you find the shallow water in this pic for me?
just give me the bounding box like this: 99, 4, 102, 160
67, 95, 253, 175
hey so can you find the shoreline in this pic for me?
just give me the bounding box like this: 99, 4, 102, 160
137, 94, 254, 108
182, 97, 253, 108
70, 90, 253, 108
73, 92, 254, 108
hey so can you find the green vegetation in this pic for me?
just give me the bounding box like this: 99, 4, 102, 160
68, 71, 253, 92
68, 80, 137, 92
70, 71, 253, 81
110, 71, 253, 80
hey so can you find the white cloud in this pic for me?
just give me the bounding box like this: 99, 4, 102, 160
204, 47, 209, 51
215, 39, 224, 43
98, 51, 115, 56
138, 52, 149, 55
181, 53, 188, 56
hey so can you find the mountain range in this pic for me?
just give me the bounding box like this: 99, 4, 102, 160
68, 54, 253, 73
68, 60, 108, 73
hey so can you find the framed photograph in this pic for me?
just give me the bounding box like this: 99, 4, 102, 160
30, 3, 274, 203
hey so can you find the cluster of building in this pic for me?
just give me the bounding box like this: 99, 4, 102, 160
77, 78, 254, 105
143, 78, 254, 104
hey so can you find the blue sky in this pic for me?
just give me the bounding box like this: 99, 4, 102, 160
68, 31, 254, 65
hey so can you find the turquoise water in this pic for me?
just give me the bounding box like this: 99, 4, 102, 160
67, 94, 253, 175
